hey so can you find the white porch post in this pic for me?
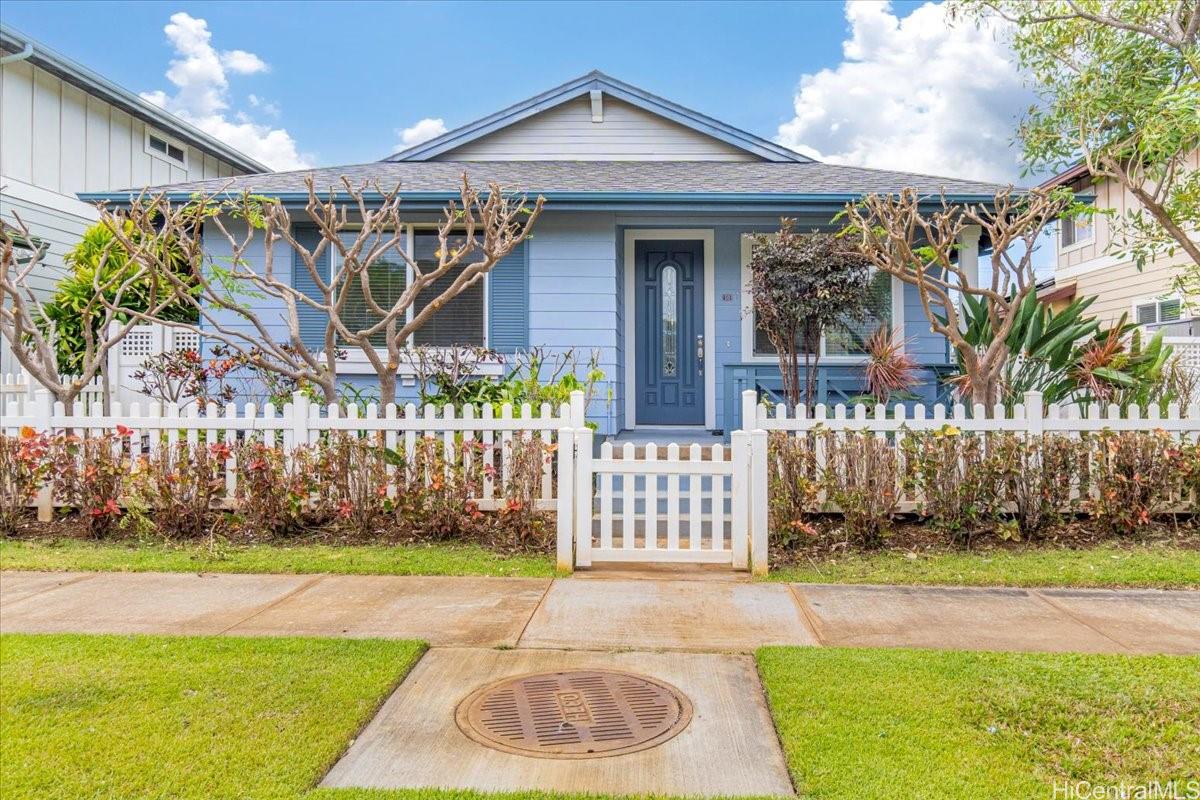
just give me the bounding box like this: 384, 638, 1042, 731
958, 225, 981, 298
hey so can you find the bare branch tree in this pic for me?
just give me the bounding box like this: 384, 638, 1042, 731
106, 173, 543, 407
0, 213, 177, 411
842, 186, 1074, 408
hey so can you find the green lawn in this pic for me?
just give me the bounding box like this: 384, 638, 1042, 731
4, 633, 1197, 800
758, 646, 1200, 800
0, 634, 425, 800
0, 539, 555, 578
769, 543, 1200, 589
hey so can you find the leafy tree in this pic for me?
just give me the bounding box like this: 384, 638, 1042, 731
39, 220, 197, 374
747, 220, 871, 410
956, 1, 1199, 281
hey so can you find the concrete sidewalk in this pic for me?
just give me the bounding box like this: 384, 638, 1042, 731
1, 570, 1197, 654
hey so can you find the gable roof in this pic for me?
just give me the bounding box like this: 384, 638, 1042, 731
386, 70, 809, 164
0, 23, 271, 174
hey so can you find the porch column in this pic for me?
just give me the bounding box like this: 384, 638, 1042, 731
958, 225, 981, 294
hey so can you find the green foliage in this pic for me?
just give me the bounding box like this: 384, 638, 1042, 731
957, 1, 1200, 280
748, 220, 872, 408
952, 292, 1173, 408
38, 221, 197, 374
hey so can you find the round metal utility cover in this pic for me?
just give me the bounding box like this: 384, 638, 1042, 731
455, 669, 693, 759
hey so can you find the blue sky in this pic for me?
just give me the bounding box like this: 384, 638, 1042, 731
2, 0, 1033, 182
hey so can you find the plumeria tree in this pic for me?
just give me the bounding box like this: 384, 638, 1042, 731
747, 220, 871, 409
103, 174, 544, 407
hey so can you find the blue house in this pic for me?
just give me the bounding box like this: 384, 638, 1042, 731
85, 72, 1001, 435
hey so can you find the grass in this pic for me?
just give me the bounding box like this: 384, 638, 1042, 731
758, 646, 1200, 800
3, 634, 1196, 799
0, 539, 555, 578
768, 543, 1200, 589
0, 633, 425, 800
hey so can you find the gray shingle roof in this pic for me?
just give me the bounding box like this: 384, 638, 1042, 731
90, 161, 1011, 199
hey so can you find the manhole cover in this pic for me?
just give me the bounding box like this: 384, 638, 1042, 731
455, 669, 693, 759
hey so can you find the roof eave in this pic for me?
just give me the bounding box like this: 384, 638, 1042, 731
385, 71, 808, 164
0, 24, 271, 175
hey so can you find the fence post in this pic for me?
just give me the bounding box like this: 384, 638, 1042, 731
741, 389, 758, 431
105, 321, 121, 403
556, 427, 575, 574
731, 430, 750, 570
750, 428, 769, 576
289, 391, 311, 450
32, 389, 54, 522
569, 390, 586, 429
1024, 391, 1044, 436
574, 426, 593, 568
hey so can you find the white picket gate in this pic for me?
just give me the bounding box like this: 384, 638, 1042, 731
554, 427, 769, 574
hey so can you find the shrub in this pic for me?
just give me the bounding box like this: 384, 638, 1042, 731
127, 442, 228, 539
823, 430, 899, 547
1084, 430, 1180, 535
316, 434, 393, 537
0, 429, 50, 535
902, 426, 1008, 546
494, 436, 555, 550
766, 432, 821, 548
232, 442, 317, 539
50, 432, 127, 538
993, 433, 1083, 538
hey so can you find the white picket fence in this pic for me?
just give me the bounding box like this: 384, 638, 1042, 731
4, 389, 587, 515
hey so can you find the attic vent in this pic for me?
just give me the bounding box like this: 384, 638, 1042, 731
590, 90, 604, 123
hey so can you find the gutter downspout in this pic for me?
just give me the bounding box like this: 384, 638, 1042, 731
0, 42, 34, 64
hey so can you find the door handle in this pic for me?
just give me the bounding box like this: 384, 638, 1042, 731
696, 335, 704, 374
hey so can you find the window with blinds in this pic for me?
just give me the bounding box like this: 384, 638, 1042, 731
339, 233, 409, 347
752, 271, 892, 357
1136, 297, 1182, 326
412, 231, 485, 347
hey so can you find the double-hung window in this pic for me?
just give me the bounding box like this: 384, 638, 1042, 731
1060, 213, 1093, 248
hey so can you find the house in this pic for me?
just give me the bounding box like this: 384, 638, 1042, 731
0, 24, 268, 341
1037, 153, 1200, 334
82, 71, 1004, 435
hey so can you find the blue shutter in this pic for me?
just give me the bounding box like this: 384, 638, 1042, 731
292, 226, 330, 352
487, 241, 528, 353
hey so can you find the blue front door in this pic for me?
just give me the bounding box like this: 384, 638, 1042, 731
635, 240, 704, 426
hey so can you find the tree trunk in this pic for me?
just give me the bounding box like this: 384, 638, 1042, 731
377, 370, 396, 409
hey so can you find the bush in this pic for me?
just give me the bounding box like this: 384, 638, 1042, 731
315, 434, 393, 538
1084, 430, 1181, 535
902, 426, 1008, 546
766, 432, 821, 547
50, 432, 128, 538
0, 429, 50, 535
127, 442, 228, 539
993, 433, 1082, 539
824, 431, 899, 547
232, 442, 317, 539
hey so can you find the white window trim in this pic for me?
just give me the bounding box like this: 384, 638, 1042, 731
331, 223, 492, 375
1131, 293, 1185, 326
623, 229, 717, 430
144, 127, 188, 169
1059, 214, 1095, 255
738, 234, 904, 364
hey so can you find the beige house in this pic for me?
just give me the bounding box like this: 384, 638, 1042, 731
1039, 151, 1199, 335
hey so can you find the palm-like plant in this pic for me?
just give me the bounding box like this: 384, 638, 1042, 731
862, 326, 919, 405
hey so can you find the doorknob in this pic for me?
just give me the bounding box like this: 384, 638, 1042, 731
696, 335, 704, 374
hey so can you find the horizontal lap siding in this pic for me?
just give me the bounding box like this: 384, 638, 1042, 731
0, 185, 95, 299
201, 220, 295, 346
529, 213, 620, 433
437, 96, 756, 162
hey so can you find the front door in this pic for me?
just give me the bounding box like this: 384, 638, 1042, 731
634, 240, 704, 426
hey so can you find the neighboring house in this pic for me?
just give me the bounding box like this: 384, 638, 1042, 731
0, 24, 268, 303
1037, 152, 1200, 334
84, 71, 1003, 434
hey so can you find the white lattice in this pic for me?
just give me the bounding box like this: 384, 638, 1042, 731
120, 327, 156, 357
171, 329, 200, 353
1165, 337, 1200, 373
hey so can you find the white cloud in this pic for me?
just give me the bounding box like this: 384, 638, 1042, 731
395, 118, 448, 151
140, 12, 310, 171
776, 1, 1032, 183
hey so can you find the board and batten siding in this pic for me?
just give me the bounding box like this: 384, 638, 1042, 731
436, 95, 758, 162
0, 57, 246, 302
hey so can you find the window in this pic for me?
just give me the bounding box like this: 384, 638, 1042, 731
411, 230, 485, 347
1135, 297, 1182, 326
144, 129, 187, 167
1060, 213, 1093, 248
751, 270, 893, 358
339, 233, 409, 346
